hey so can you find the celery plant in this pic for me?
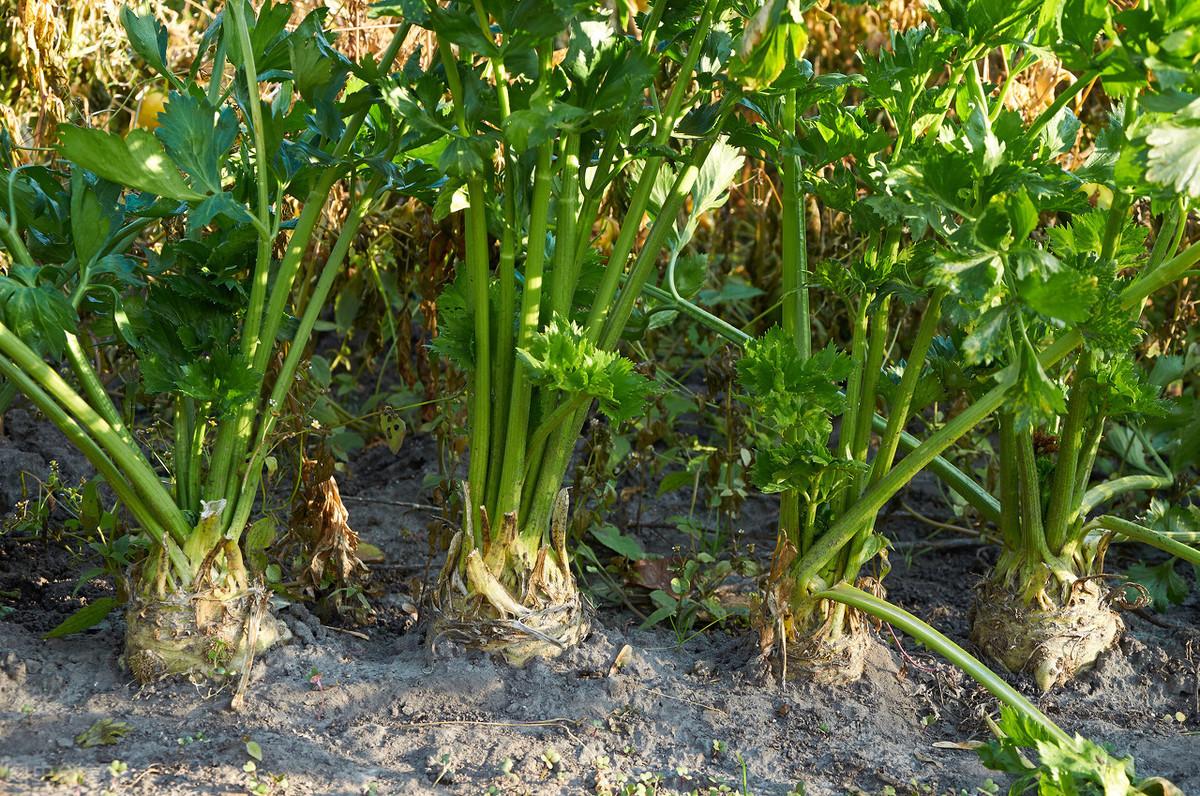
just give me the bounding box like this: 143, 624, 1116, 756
960, 0, 1200, 688
0, 2, 423, 681
369, 0, 785, 662
727, 0, 1200, 684
723, 8, 986, 680
831, 0, 1200, 690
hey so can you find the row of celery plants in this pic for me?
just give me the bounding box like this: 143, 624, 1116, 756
631, 0, 1200, 692
0, 9, 1196, 779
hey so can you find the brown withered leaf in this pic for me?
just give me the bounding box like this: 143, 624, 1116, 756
290, 453, 373, 623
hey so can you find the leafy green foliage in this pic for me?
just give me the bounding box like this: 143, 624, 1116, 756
518, 318, 654, 423
74, 717, 132, 747
751, 443, 866, 496
736, 330, 861, 496
979, 705, 1143, 795
0, 0, 419, 612
737, 330, 850, 441
1125, 559, 1189, 613
730, 0, 808, 90
119, 7, 173, 83
155, 92, 239, 197
1144, 122, 1200, 198
0, 266, 78, 357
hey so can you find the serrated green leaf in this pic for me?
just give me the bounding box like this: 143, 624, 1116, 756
289, 34, 351, 139
1042, 106, 1081, 156
961, 305, 1009, 365
155, 92, 238, 196
1125, 559, 1189, 612
1020, 270, 1099, 323
119, 7, 172, 81
75, 717, 132, 748
1011, 342, 1067, 430
503, 103, 586, 152
517, 318, 654, 423
730, 0, 808, 90
737, 330, 851, 439
69, 171, 116, 267
0, 270, 79, 357
1144, 121, 1200, 198
245, 516, 277, 574
439, 137, 491, 180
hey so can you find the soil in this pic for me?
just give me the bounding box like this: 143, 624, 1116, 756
1, 410, 1198, 795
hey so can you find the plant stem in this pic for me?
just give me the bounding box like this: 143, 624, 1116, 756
1146, 200, 1184, 268
1079, 473, 1175, 519
584, 0, 720, 342
780, 88, 809, 359
473, 1, 516, 521
496, 102, 555, 520
1015, 425, 1051, 560
1071, 417, 1105, 513
572, 132, 622, 265
851, 297, 890, 470
0, 209, 34, 267
227, 175, 385, 540
438, 39, 492, 538
464, 176, 492, 539
1027, 65, 1104, 142
0, 322, 190, 544
637, 276, 1001, 523
997, 412, 1021, 549
790, 363, 1022, 592
548, 134, 582, 319
639, 0, 670, 50
63, 332, 133, 448
841, 296, 870, 461
254, 24, 411, 373
0, 352, 192, 579
228, 0, 274, 361
1043, 361, 1092, 551
527, 395, 586, 454
174, 397, 191, 508
869, 289, 945, 484
599, 129, 726, 351
837, 295, 870, 515
204, 25, 411, 510
1125, 235, 1200, 308
1087, 516, 1200, 568
817, 583, 1071, 745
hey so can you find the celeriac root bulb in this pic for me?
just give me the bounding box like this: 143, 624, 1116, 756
124, 583, 289, 684
431, 488, 591, 666
971, 577, 1122, 692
